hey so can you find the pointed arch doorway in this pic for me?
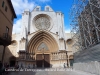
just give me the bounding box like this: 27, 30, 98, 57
27, 31, 59, 68
36, 42, 50, 68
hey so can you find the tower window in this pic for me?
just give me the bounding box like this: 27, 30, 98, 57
26, 13, 28, 15
6, 26, 9, 34
56, 32, 58, 34
2, 1, 4, 7
46, 7, 49, 11
36, 8, 39, 11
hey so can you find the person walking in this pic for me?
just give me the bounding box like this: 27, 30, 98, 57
64, 63, 66, 68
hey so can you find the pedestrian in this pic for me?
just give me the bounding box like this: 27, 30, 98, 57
28, 64, 30, 69
21, 63, 23, 69
64, 63, 66, 68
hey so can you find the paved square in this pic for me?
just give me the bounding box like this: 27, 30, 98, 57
7, 68, 96, 75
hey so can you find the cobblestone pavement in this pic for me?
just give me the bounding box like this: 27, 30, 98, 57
6, 68, 96, 75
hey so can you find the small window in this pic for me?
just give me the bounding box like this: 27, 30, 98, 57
5, 27, 9, 38
5, 6, 7, 12
46, 7, 49, 11
26, 13, 28, 15
66, 39, 73, 45
56, 32, 58, 34
2, 1, 4, 7
6, 26, 9, 34
36, 8, 39, 11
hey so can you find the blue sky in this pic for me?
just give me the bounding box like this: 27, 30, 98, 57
11, 0, 73, 34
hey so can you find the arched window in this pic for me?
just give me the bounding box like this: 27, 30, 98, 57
66, 39, 73, 45
38, 42, 49, 50
46, 7, 49, 11
2, 1, 4, 7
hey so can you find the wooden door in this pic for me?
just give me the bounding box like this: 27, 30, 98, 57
36, 54, 42, 68
44, 54, 50, 67
36, 54, 50, 68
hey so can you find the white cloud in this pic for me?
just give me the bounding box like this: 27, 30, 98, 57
11, 0, 36, 34
38, 0, 51, 3
11, 0, 36, 15
11, 0, 51, 34
12, 19, 22, 34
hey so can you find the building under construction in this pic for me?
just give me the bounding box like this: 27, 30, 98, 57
70, 0, 100, 74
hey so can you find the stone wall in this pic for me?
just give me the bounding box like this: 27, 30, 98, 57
74, 43, 100, 62
0, 44, 18, 64
73, 61, 100, 75
73, 43, 100, 75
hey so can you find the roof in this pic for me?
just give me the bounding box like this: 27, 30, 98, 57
7, 0, 17, 18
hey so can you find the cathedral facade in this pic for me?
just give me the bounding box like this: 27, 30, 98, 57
0, 6, 74, 68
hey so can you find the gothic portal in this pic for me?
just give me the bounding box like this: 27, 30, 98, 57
18, 6, 68, 68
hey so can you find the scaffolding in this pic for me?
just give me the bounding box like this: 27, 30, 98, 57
70, 0, 100, 52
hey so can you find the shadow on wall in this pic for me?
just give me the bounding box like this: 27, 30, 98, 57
0, 43, 37, 75
0, 45, 17, 67
0, 46, 37, 75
